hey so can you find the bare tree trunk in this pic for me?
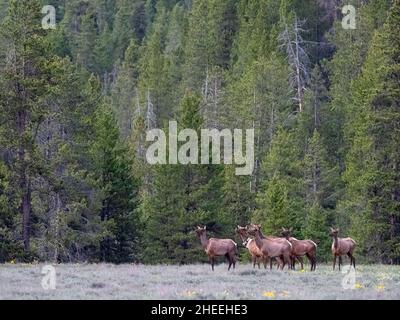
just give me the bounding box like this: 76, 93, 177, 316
294, 19, 303, 112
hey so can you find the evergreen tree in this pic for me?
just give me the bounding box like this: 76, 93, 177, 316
343, 0, 400, 263
142, 92, 224, 264
0, 0, 62, 253
91, 106, 140, 263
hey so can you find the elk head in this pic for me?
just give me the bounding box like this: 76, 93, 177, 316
329, 227, 339, 237
246, 223, 262, 236
195, 225, 206, 237
235, 225, 247, 236
280, 227, 292, 238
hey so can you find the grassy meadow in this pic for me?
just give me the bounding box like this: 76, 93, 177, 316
1, 263, 399, 300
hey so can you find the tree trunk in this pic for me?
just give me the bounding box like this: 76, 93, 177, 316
21, 179, 31, 251
18, 109, 31, 251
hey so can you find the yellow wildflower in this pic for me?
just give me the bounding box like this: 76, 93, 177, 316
183, 290, 197, 297
376, 284, 385, 291
262, 291, 276, 298
354, 283, 363, 289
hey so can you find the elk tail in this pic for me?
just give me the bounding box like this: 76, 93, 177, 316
310, 240, 318, 248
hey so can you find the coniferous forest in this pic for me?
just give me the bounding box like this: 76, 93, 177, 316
0, 0, 399, 265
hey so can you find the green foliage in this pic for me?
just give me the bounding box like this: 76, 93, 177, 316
91, 106, 141, 263
342, 0, 400, 264
0, 0, 399, 265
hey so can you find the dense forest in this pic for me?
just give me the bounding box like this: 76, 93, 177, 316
0, 0, 399, 265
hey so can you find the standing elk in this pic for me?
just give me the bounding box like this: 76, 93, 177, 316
246, 224, 292, 270
281, 228, 317, 271
195, 226, 237, 271
236, 225, 268, 269
329, 228, 356, 270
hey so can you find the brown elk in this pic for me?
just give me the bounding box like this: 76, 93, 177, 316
246, 224, 292, 270
236, 225, 268, 269
281, 228, 317, 271
329, 228, 356, 270
195, 226, 237, 271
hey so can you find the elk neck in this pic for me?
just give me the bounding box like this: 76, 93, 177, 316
237, 232, 246, 243
333, 234, 339, 249
254, 230, 264, 249
199, 232, 209, 250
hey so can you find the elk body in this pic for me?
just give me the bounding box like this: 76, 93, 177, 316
329, 228, 356, 270
247, 224, 292, 270
236, 226, 268, 269
281, 228, 317, 271
195, 226, 237, 271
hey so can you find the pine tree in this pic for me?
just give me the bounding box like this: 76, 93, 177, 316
91, 106, 141, 263
142, 92, 224, 264
112, 0, 146, 61
343, 0, 400, 263
254, 175, 291, 236
138, 6, 172, 121
255, 129, 305, 233
111, 39, 140, 139
0, 161, 21, 262
0, 0, 62, 253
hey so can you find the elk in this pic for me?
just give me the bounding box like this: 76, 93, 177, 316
281, 228, 317, 271
236, 225, 268, 269
246, 224, 292, 270
195, 226, 237, 271
329, 228, 356, 270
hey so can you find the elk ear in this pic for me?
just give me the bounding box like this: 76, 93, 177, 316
336, 228, 339, 232
330, 227, 334, 232
282, 227, 286, 231
289, 227, 293, 232
204, 225, 206, 230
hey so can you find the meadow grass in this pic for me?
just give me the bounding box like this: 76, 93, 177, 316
1, 263, 399, 299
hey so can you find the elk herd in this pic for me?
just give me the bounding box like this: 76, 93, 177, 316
195, 225, 356, 271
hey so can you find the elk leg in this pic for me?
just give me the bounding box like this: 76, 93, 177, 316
275, 256, 283, 270
209, 256, 215, 271
311, 255, 316, 271
262, 257, 267, 269
226, 253, 232, 271
333, 255, 336, 270
230, 252, 236, 270
284, 254, 292, 270
257, 257, 260, 269
339, 256, 342, 271
280, 255, 286, 270
348, 252, 355, 269
297, 256, 304, 270
252, 255, 256, 268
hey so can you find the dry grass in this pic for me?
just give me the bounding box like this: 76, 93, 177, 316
1, 263, 399, 299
